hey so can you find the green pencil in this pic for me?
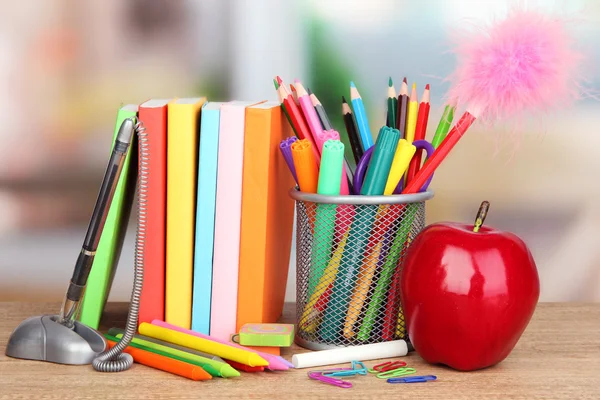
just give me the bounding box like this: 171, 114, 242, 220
386, 77, 398, 128
104, 334, 223, 377
430, 100, 456, 149
113, 333, 239, 378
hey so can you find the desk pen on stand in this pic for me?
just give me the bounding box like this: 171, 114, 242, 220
57, 118, 136, 328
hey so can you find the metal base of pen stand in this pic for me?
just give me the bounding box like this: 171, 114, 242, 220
5, 315, 106, 365
290, 188, 434, 350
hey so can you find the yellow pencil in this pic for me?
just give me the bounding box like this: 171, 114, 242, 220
343, 240, 384, 338
301, 229, 349, 333
139, 323, 269, 367
404, 83, 418, 144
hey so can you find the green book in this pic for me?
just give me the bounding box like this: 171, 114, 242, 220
78, 104, 138, 329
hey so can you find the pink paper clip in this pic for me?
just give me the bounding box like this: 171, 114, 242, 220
308, 371, 352, 389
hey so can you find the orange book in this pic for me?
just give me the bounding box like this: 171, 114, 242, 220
236, 102, 296, 331
138, 99, 170, 325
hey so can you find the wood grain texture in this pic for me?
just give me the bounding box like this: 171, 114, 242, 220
1, 302, 599, 399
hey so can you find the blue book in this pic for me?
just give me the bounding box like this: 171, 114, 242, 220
192, 102, 225, 333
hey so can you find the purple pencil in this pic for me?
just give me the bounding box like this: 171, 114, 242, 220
280, 136, 299, 184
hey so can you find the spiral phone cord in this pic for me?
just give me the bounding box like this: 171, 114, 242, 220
92, 120, 148, 372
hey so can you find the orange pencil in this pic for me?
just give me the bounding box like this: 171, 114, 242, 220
405, 84, 431, 185
105, 339, 212, 381
291, 139, 319, 193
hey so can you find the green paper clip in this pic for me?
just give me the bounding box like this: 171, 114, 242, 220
376, 367, 417, 379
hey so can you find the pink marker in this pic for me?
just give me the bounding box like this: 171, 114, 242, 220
151, 320, 291, 371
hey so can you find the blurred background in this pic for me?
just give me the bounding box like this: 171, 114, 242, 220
0, 0, 599, 303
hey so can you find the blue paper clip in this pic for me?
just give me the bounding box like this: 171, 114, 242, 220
323, 361, 367, 377
387, 375, 437, 384
375, 367, 417, 379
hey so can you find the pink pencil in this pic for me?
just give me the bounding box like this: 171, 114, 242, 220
151, 320, 291, 371
294, 80, 323, 152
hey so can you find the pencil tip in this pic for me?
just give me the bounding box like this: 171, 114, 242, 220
307, 87, 313, 95
388, 77, 393, 87
342, 95, 347, 103
403, 77, 407, 84
273, 79, 279, 89
425, 83, 430, 90
412, 82, 416, 90
350, 81, 356, 88
276, 75, 283, 84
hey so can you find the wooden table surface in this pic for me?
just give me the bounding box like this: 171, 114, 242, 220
1, 302, 599, 399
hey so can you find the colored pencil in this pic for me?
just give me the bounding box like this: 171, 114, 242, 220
342, 96, 364, 164
294, 80, 324, 152
290, 83, 300, 105
430, 98, 457, 149
386, 77, 397, 128
350, 81, 374, 150
225, 359, 265, 372
104, 338, 212, 381
395, 77, 409, 138
308, 88, 333, 130
405, 84, 431, 185
404, 83, 418, 144
277, 84, 319, 159
403, 111, 478, 194
274, 79, 299, 138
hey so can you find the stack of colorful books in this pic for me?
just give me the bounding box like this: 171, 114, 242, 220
77, 98, 296, 341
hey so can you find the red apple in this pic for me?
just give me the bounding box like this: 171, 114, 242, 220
400, 202, 540, 371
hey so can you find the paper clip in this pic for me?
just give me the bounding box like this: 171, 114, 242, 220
387, 375, 437, 384
308, 371, 352, 389
323, 361, 367, 377
368, 360, 407, 373
375, 367, 417, 379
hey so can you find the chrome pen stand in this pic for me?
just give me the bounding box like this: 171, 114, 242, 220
5, 315, 106, 364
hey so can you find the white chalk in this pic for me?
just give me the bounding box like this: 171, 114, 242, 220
292, 340, 408, 368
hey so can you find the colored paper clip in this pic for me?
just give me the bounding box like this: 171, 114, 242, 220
308, 371, 352, 389
368, 360, 407, 373
387, 375, 437, 384
375, 367, 417, 379
323, 361, 367, 377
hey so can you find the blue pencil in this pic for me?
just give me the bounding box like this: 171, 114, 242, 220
350, 81, 374, 151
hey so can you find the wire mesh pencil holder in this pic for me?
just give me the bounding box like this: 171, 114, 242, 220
289, 188, 434, 351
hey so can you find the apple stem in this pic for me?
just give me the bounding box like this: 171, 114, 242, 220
473, 201, 490, 232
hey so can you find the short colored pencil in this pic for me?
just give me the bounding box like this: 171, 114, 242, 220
308, 88, 333, 130
405, 84, 431, 184
225, 359, 265, 372
342, 96, 364, 164
386, 77, 397, 128
151, 319, 291, 371
350, 81, 374, 150
104, 338, 212, 381
110, 333, 228, 377
139, 322, 269, 367
395, 78, 409, 138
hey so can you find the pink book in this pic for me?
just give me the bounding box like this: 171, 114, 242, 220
210, 101, 262, 340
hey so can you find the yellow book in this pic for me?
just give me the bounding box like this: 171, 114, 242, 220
166, 97, 206, 328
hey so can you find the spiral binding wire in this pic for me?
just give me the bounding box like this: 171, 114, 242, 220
92, 120, 148, 372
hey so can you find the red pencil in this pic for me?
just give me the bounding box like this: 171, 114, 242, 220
225, 359, 265, 373
405, 84, 431, 185
277, 84, 319, 158
381, 239, 411, 340
290, 83, 301, 106
403, 110, 477, 194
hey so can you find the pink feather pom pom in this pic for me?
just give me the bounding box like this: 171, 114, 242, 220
446, 6, 587, 123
